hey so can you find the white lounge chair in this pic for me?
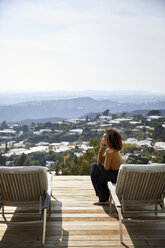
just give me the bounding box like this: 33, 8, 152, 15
0, 166, 54, 245
108, 163, 165, 243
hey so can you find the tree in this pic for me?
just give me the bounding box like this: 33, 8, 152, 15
5, 141, 8, 153
121, 112, 126, 118
126, 154, 149, 164
0, 153, 6, 165
44, 122, 52, 128
122, 143, 139, 155
152, 122, 165, 140
103, 109, 109, 116
0, 121, 8, 130
15, 153, 27, 166
133, 114, 144, 121
154, 151, 165, 163
147, 110, 161, 116
22, 125, 29, 132
23, 157, 32, 166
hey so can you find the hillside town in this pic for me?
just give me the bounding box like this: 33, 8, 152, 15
0, 109, 165, 174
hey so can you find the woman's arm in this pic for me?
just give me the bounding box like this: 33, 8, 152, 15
97, 137, 105, 165
97, 148, 105, 164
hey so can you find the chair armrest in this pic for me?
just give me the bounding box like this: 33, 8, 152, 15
44, 193, 50, 209
44, 173, 53, 209
47, 173, 53, 194
108, 182, 121, 208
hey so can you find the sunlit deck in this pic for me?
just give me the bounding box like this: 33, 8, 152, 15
0, 176, 165, 248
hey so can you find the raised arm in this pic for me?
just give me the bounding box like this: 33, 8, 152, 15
97, 136, 106, 165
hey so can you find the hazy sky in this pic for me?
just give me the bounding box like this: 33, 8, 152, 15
0, 0, 165, 93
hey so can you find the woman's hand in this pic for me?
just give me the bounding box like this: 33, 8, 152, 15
100, 139, 105, 151
100, 135, 106, 151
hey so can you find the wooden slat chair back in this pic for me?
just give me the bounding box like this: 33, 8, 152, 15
0, 166, 53, 245
116, 164, 165, 204
108, 163, 165, 244
0, 167, 48, 204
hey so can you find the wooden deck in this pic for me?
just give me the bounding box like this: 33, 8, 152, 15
0, 175, 165, 248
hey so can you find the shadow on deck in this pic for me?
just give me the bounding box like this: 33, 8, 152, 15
0, 198, 69, 248
0, 176, 165, 248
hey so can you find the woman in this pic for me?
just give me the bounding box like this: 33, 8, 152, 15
91, 127, 123, 205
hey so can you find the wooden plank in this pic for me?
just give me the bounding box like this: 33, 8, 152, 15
0, 175, 165, 247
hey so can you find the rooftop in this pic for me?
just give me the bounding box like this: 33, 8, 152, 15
0, 176, 165, 247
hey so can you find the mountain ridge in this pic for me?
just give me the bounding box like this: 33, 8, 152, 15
0, 97, 165, 123
0, 90, 165, 105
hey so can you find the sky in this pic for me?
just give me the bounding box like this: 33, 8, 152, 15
0, 0, 165, 93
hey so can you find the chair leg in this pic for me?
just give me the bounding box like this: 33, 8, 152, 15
109, 195, 113, 215
39, 195, 42, 214
155, 203, 158, 215
42, 208, 47, 245
121, 194, 125, 212
2, 205, 4, 217
117, 207, 123, 244
161, 194, 165, 209
0, 195, 4, 216
49, 191, 52, 216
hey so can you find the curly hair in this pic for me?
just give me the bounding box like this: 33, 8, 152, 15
105, 127, 122, 151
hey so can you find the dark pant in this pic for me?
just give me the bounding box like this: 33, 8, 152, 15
90, 163, 119, 202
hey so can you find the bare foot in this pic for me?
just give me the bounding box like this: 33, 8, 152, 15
93, 201, 110, 205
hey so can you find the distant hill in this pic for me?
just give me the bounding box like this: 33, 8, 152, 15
82, 109, 165, 119
0, 90, 165, 105
0, 97, 165, 123
127, 109, 165, 117
13, 117, 65, 125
